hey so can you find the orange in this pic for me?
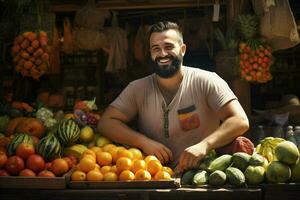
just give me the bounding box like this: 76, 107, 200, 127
116, 157, 133, 172
119, 170, 135, 181
116, 149, 134, 160
90, 146, 102, 154
154, 171, 171, 180
75, 164, 82, 171
79, 157, 96, 173
102, 144, 117, 152
103, 172, 118, 181
0, 151, 8, 168
131, 159, 147, 174
128, 148, 144, 160
110, 165, 119, 175
96, 151, 112, 166
147, 160, 162, 176
108, 146, 119, 164
51, 158, 69, 176
95, 164, 101, 171
144, 155, 158, 164
71, 170, 86, 181
100, 165, 112, 174
162, 166, 174, 177
134, 169, 151, 181
82, 149, 96, 160
82, 154, 96, 162
86, 169, 103, 181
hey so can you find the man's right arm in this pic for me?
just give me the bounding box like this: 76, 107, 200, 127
97, 106, 173, 163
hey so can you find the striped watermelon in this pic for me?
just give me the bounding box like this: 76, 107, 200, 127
57, 119, 80, 146
7, 133, 33, 156
36, 133, 61, 161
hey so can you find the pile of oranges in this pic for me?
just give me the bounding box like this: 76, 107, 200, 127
238, 42, 273, 83
71, 144, 174, 182
11, 31, 50, 80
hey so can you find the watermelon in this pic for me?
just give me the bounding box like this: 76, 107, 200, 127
36, 133, 61, 161
7, 133, 33, 156
57, 119, 80, 146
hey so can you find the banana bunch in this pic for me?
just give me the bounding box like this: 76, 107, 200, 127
63, 144, 88, 160
255, 137, 285, 162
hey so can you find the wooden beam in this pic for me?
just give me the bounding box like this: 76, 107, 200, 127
51, 0, 226, 12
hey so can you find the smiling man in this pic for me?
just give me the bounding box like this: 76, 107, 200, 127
98, 21, 249, 172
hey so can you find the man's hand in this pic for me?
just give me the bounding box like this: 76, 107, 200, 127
141, 139, 173, 164
177, 142, 209, 172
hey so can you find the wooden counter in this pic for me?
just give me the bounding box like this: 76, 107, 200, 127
1, 184, 300, 200
1, 187, 261, 200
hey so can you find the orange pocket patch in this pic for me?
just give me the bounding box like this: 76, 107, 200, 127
177, 105, 200, 131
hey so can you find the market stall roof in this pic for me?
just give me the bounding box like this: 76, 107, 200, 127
50, 0, 226, 12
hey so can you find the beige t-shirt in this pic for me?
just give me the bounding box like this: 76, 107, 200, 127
111, 66, 237, 166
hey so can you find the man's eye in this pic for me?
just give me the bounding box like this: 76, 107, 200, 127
152, 48, 160, 52
165, 46, 173, 50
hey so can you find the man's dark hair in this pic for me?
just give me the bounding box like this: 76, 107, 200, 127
148, 21, 183, 44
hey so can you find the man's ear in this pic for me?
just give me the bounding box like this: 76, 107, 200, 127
181, 43, 187, 55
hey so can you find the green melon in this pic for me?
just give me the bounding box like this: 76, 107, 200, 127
36, 133, 61, 161
244, 165, 265, 184
181, 169, 197, 185
57, 119, 80, 146
209, 170, 227, 186
7, 133, 33, 156
225, 167, 245, 186
291, 159, 300, 182
275, 141, 299, 165
266, 161, 291, 183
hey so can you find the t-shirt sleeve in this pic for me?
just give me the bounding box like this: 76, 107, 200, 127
206, 73, 237, 111
110, 82, 138, 120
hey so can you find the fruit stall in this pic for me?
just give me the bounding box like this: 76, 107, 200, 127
1, 0, 300, 200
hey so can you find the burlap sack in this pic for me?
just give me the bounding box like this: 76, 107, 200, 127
252, 0, 299, 51
73, 27, 107, 51
74, 0, 110, 30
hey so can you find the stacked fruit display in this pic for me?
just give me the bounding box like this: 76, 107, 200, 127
0, 133, 76, 177
181, 138, 300, 187
237, 15, 273, 83
70, 144, 173, 182
73, 98, 100, 127
11, 31, 49, 80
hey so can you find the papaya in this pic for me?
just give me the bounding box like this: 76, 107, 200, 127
6, 117, 27, 136
208, 154, 232, 172
16, 118, 45, 138
192, 170, 209, 186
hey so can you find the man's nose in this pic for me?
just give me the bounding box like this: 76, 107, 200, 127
158, 49, 168, 57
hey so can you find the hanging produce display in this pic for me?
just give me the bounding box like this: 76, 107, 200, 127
11, 31, 49, 80
237, 14, 273, 83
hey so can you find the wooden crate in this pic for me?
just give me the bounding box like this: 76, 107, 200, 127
68, 179, 179, 189
0, 176, 67, 189
261, 183, 300, 200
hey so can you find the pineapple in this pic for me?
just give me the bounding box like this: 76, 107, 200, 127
237, 15, 259, 39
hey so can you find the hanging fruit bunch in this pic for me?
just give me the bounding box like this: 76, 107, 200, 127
11, 31, 49, 80
237, 15, 273, 83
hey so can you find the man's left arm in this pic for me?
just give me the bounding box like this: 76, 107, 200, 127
177, 99, 249, 172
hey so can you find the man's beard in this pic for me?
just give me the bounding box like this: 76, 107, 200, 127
150, 54, 183, 78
